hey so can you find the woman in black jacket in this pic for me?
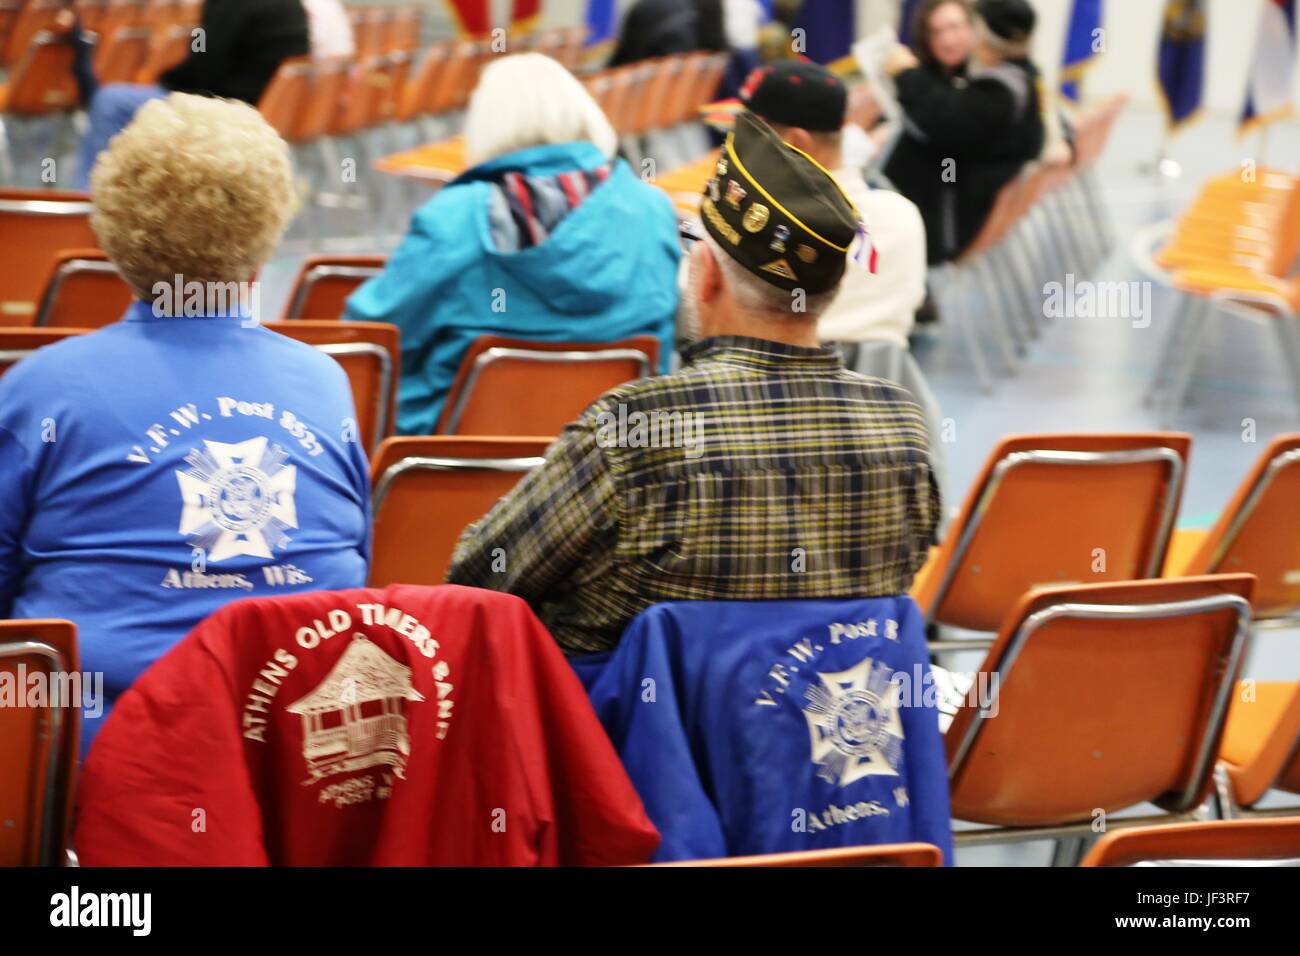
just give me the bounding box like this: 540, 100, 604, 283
883, 0, 1044, 265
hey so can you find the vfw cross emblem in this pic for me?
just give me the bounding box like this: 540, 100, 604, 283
176, 437, 298, 562
802, 657, 904, 787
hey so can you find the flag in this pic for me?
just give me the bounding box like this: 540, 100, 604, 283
1240, 0, 1296, 135
1156, 0, 1206, 132
898, 0, 923, 47
794, 0, 857, 72
585, 0, 616, 47
446, 0, 491, 36
1060, 0, 1104, 101
512, 0, 541, 33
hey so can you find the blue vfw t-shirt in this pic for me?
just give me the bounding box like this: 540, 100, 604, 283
0, 303, 372, 753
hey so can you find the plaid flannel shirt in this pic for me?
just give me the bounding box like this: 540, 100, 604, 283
446, 335, 940, 654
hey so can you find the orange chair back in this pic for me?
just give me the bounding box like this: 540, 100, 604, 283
0, 189, 98, 324
2, 30, 79, 115
265, 320, 398, 455
0, 619, 80, 867
281, 254, 387, 320
398, 41, 449, 122
258, 57, 312, 141
435, 335, 659, 435
136, 21, 191, 83
93, 24, 152, 83
368, 436, 553, 586
292, 56, 350, 142
34, 248, 134, 328
915, 433, 1190, 632
4, 0, 63, 65
1219, 678, 1300, 807
652, 843, 944, 867
946, 574, 1254, 827
1081, 818, 1300, 866
1180, 434, 1300, 618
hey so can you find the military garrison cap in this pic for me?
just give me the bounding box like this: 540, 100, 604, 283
700, 110, 861, 295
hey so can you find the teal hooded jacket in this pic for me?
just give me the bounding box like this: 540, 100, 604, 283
344, 141, 681, 435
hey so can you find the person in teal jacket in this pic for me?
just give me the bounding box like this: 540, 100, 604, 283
344, 53, 681, 435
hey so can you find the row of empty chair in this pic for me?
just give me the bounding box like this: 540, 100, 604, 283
363, 49, 728, 185
1143, 167, 1300, 422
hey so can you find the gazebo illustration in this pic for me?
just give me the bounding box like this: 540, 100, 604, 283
286, 635, 425, 783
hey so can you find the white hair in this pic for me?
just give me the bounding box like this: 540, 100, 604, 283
700, 231, 837, 321
464, 53, 618, 166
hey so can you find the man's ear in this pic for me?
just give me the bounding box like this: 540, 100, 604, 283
693, 240, 723, 304
782, 126, 816, 156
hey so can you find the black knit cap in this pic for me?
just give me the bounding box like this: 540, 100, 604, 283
975, 0, 1036, 43
737, 59, 847, 133
699, 110, 860, 295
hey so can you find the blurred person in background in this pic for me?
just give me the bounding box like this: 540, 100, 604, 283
610, 0, 727, 66
344, 54, 680, 436
73, 0, 310, 189
0, 95, 370, 755
883, 0, 1044, 264
303, 0, 356, 60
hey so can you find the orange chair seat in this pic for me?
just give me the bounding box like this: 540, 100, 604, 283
1219, 680, 1300, 807
1163, 527, 1208, 576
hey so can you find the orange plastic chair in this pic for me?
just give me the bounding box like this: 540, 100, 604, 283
3, 0, 64, 66
912, 433, 1191, 633
1217, 678, 1300, 814
0, 619, 80, 866
0, 28, 79, 119
258, 57, 312, 141
136, 21, 191, 84
93, 0, 149, 40
33, 248, 134, 328
290, 56, 350, 145
435, 335, 659, 435
650, 843, 944, 867
0, 189, 97, 324
264, 319, 397, 455
93, 24, 152, 84
0, 1, 21, 67
397, 41, 449, 124
1081, 818, 1300, 866
280, 253, 387, 320
368, 436, 553, 587
1167, 434, 1300, 619
945, 575, 1254, 855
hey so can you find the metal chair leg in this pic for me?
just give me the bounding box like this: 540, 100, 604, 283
1156, 294, 1213, 425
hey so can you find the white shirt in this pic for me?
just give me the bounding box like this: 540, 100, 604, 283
818, 168, 928, 347
303, 0, 356, 60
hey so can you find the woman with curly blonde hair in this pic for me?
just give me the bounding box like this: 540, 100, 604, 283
0, 94, 371, 757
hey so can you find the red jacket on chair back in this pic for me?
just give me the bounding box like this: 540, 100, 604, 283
75, 585, 659, 866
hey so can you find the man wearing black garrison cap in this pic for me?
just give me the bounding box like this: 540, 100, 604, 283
738, 59, 948, 520
448, 109, 940, 655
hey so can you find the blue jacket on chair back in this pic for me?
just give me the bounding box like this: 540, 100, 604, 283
583, 597, 955, 863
